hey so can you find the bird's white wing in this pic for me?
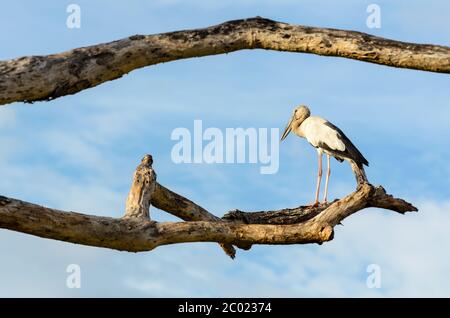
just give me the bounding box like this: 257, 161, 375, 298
302, 116, 346, 151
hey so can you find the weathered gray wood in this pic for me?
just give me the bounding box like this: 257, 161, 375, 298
0, 180, 417, 253
1, 17, 449, 105
223, 204, 330, 225
124, 154, 156, 219
151, 182, 238, 258
224, 186, 415, 225
123, 155, 236, 258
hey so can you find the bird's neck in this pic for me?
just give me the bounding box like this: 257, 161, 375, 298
292, 119, 302, 130
293, 118, 308, 138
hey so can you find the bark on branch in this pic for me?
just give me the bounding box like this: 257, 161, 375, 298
124, 154, 237, 257
1, 17, 449, 106
0, 155, 417, 256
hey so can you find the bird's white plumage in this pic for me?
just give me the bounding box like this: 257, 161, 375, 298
281, 105, 369, 204
295, 116, 346, 152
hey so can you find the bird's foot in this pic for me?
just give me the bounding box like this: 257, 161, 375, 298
307, 201, 320, 208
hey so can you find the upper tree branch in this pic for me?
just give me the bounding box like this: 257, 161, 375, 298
1, 17, 449, 105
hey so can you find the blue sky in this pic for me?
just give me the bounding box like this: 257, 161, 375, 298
0, 1, 450, 297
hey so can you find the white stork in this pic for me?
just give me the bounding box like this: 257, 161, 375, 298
281, 105, 369, 206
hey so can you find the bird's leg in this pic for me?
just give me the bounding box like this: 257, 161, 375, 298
323, 154, 331, 204
311, 151, 323, 207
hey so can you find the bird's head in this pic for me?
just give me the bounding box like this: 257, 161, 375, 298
280, 105, 311, 141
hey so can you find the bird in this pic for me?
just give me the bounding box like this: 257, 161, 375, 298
281, 105, 369, 206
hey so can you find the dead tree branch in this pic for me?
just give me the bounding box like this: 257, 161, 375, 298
0, 155, 417, 256
1, 17, 449, 105
125, 155, 236, 258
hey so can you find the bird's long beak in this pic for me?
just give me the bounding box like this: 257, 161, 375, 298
280, 117, 294, 141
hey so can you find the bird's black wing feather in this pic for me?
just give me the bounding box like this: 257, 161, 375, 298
321, 122, 369, 167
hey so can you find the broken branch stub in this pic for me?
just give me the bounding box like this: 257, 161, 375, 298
124, 154, 156, 219
124, 154, 236, 258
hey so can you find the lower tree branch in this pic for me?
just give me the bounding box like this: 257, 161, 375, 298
0, 155, 417, 256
